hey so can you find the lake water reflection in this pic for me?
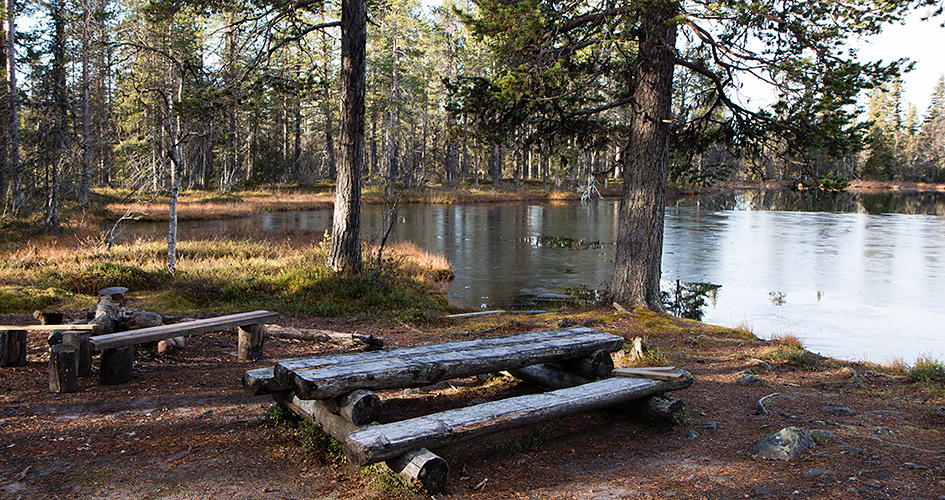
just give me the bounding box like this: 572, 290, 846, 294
125, 190, 945, 362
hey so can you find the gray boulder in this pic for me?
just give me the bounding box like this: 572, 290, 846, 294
749, 426, 814, 460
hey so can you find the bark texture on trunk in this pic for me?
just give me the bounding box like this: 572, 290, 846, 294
328, 0, 367, 276
612, 3, 678, 309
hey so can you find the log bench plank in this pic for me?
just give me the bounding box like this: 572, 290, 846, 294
278, 328, 624, 400
88, 310, 278, 351
0, 324, 101, 331
343, 370, 694, 466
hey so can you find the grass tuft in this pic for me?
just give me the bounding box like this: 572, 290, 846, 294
770, 332, 805, 349
907, 357, 945, 385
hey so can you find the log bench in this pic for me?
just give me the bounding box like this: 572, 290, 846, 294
0, 324, 101, 368
85, 310, 279, 385
242, 326, 694, 493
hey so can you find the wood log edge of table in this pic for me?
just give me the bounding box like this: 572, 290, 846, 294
343, 373, 694, 466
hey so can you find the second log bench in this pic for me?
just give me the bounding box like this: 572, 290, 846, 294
243, 326, 694, 493
88, 310, 278, 385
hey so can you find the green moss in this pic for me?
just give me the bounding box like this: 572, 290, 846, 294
299, 420, 346, 464
764, 346, 822, 370
0, 286, 90, 314
59, 262, 172, 296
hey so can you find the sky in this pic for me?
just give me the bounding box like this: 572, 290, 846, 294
855, 10, 945, 114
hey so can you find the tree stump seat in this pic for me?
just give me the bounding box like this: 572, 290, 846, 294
242, 327, 694, 493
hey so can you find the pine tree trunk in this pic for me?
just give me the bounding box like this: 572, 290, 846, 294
79, 0, 91, 208
612, 3, 678, 309
4, 0, 20, 210
328, 0, 366, 276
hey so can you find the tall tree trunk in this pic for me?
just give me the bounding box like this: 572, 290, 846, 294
322, 28, 337, 180
79, 0, 91, 208
167, 78, 184, 273
5, 0, 19, 210
611, 3, 678, 309
328, 0, 366, 276
46, 1, 68, 232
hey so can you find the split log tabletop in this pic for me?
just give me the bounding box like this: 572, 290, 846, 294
243, 327, 695, 494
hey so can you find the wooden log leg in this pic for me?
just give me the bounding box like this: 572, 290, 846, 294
558, 349, 614, 379
271, 392, 359, 441
62, 333, 92, 377
99, 345, 135, 385
1, 330, 28, 367
384, 448, 449, 494
49, 344, 78, 393
237, 323, 267, 361
0, 331, 8, 367
328, 389, 381, 426
627, 395, 686, 426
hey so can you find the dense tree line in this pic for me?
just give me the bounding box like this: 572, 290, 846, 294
1, 0, 940, 230
861, 75, 945, 182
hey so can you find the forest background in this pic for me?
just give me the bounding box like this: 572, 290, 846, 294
0, 0, 944, 236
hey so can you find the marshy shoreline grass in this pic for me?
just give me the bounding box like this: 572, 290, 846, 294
0, 229, 458, 322
2, 184, 944, 390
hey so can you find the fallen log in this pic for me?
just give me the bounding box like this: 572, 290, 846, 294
266, 325, 383, 350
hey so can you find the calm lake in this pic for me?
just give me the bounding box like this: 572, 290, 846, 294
124, 189, 945, 363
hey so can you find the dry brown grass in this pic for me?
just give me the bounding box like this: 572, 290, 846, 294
847, 180, 945, 192
104, 192, 334, 222
769, 332, 805, 349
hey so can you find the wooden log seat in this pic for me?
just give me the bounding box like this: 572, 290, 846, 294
88, 310, 278, 385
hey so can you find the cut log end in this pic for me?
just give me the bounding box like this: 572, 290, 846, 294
385, 448, 449, 494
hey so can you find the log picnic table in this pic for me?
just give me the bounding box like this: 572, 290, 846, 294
242, 326, 694, 493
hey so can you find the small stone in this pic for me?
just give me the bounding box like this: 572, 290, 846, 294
822, 406, 856, 416
754, 487, 776, 496
903, 463, 928, 470
99, 286, 129, 296
701, 421, 719, 430
805, 469, 830, 478
859, 470, 893, 480
842, 448, 865, 455
686, 430, 700, 440
738, 375, 762, 386
156, 339, 176, 355
865, 480, 883, 488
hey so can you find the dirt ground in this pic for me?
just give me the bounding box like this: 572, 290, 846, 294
2, 307, 944, 500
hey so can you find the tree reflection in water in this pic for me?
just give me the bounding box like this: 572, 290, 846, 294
662, 280, 722, 321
